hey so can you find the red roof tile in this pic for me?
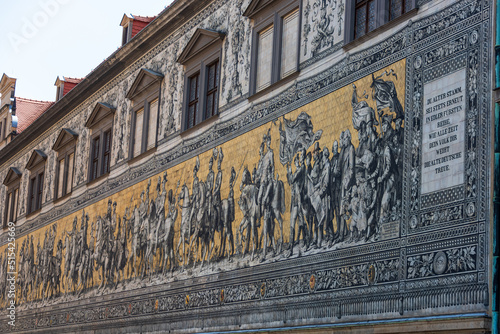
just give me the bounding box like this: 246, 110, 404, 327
62, 77, 84, 96
64, 77, 83, 85
130, 15, 157, 38
15, 97, 54, 134
131, 15, 156, 23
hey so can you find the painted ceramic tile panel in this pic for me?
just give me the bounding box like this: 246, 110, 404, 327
0, 59, 405, 308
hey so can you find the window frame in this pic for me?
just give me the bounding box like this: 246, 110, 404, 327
181, 45, 222, 131
126, 69, 163, 161
177, 29, 225, 132
129, 90, 160, 160
25, 151, 46, 216
3, 168, 21, 228
88, 124, 112, 182
53, 128, 78, 201
85, 102, 115, 183
54, 145, 76, 200
344, 0, 417, 44
246, 0, 301, 97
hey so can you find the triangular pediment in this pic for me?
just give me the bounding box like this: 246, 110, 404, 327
177, 29, 225, 64
243, 0, 274, 17
54, 76, 64, 87
3, 167, 22, 186
86, 102, 116, 128
53, 128, 78, 151
26, 150, 47, 170
120, 14, 132, 27
126, 69, 164, 100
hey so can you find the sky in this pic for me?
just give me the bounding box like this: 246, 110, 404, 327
0, 0, 174, 102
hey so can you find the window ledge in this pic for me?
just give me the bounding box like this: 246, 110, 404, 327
127, 147, 157, 165
53, 192, 72, 205
87, 172, 110, 187
180, 113, 219, 137
248, 71, 299, 102
26, 208, 42, 219
343, 7, 418, 51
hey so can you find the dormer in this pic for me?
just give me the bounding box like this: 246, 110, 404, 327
120, 14, 156, 46
55, 76, 84, 101
0, 73, 16, 110
0, 74, 17, 147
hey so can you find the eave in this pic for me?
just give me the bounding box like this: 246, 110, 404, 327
0, 0, 213, 167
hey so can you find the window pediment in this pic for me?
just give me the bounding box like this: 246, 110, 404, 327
243, 0, 274, 18
86, 102, 116, 128
177, 29, 225, 65
126, 69, 164, 100
53, 128, 78, 151
3, 167, 22, 186
26, 150, 47, 170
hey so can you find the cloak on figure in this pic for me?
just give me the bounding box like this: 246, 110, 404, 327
279, 112, 322, 166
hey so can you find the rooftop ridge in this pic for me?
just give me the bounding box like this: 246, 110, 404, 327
16, 97, 53, 104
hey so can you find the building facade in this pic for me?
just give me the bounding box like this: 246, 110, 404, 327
0, 0, 496, 332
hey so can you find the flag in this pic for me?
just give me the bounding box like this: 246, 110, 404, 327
279, 112, 322, 166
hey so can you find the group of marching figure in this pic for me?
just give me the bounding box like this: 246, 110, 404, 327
0, 75, 404, 304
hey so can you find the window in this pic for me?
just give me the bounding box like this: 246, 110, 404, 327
177, 29, 225, 131
126, 68, 163, 159
53, 128, 78, 200
345, 0, 417, 43
187, 72, 200, 128
85, 102, 115, 182
3, 167, 21, 227
122, 23, 132, 45
389, 0, 414, 21
205, 60, 219, 120
89, 128, 111, 181
120, 14, 134, 45
244, 0, 300, 95
25, 150, 46, 215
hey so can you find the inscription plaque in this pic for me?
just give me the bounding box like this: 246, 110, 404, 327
421, 68, 466, 194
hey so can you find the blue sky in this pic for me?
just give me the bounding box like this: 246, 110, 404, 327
0, 0, 173, 101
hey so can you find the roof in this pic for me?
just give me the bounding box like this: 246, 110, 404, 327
131, 15, 156, 23
130, 15, 157, 39
15, 97, 54, 134
64, 77, 84, 85
0, 0, 204, 165
55, 76, 84, 98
